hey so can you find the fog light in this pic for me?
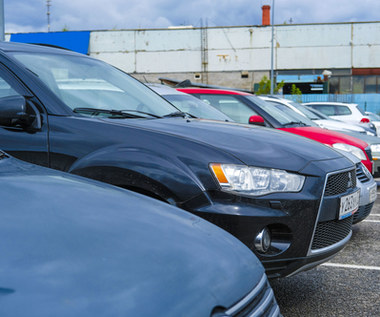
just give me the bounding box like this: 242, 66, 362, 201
254, 227, 272, 253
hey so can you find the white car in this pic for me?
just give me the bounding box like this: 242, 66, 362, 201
303, 102, 376, 132
365, 111, 380, 135
259, 96, 372, 135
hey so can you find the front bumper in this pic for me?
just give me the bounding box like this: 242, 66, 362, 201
354, 163, 377, 223
187, 166, 357, 278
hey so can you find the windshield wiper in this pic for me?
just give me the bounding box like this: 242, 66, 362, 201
162, 111, 196, 118
119, 109, 162, 118
73, 108, 145, 118
283, 121, 309, 127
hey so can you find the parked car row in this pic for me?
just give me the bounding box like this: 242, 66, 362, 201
151, 86, 377, 225
259, 96, 380, 176
304, 101, 377, 134
0, 42, 375, 315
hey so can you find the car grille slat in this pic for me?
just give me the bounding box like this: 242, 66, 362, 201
311, 168, 356, 252
353, 202, 374, 224
356, 163, 370, 183
224, 275, 280, 317
324, 169, 356, 196
311, 216, 353, 250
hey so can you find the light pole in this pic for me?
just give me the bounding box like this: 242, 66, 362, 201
0, 0, 4, 41
270, 0, 275, 95
47, 0, 51, 32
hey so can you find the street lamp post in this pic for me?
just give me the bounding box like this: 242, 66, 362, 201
270, 0, 275, 95
0, 0, 4, 41
47, 0, 52, 32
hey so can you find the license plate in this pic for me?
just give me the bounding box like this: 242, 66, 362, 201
369, 184, 377, 203
339, 190, 360, 220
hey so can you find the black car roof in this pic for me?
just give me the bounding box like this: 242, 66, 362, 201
0, 41, 82, 56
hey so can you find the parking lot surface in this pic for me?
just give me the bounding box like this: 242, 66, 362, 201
270, 186, 380, 316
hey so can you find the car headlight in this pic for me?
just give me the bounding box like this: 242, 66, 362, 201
210, 163, 305, 196
332, 143, 367, 161
370, 144, 380, 153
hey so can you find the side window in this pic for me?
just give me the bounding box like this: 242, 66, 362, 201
0, 77, 20, 98
0, 66, 42, 130
199, 94, 258, 124
311, 105, 335, 116
336, 106, 352, 115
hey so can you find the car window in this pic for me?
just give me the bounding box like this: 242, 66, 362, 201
309, 105, 336, 116
305, 107, 329, 119
198, 94, 258, 124
10, 52, 177, 117
265, 102, 316, 126
163, 94, 232, 121
0, 76, 21, 99
336, 105, 352, 115
267, 100, 320, 121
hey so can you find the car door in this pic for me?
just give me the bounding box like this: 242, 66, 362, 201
0, 63, 49, 166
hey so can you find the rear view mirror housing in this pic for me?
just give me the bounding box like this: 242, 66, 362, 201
0, 95, 41, 130
249, 115, 266, 126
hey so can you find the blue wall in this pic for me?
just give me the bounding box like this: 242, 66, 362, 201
283, 94, 380, 114
10, 31, 91, 55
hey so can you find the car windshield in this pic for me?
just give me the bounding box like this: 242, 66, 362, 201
288, 101, 321, 121
245, 95, 317, 127
10, 52, 178, 118
163, 94, 232, 121
366, 112, 380, 121
306, 107, 331, 120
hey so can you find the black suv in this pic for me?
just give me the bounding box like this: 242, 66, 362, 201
0, 42, 359, 278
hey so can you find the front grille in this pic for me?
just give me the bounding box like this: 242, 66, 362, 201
356, 163, 371, 183
353, 202, 374, 224
222, 275, 280, 317
311, 216, 352, 250
324, 169, 356, 196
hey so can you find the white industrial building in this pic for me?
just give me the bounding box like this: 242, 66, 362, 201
84, 21, 380, 94
7, 9, 380, 96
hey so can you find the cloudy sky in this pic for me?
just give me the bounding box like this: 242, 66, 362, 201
4, 0, 380, 33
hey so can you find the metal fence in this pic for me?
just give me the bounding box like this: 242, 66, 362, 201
283, 94, 380, 114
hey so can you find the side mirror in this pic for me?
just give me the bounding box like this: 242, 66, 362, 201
248, 115, 265, 126
0, 95, 40, 130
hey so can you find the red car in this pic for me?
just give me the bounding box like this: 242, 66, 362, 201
178, 88, 373, 173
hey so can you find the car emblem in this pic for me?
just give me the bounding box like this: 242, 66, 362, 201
347, 172, 353, 189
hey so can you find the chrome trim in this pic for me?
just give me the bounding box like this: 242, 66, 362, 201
225, 274, 266, 315
307, 166, 356, 256
285, 252, 340, 278
271, 305, 281, 317
247, 288, 274, 317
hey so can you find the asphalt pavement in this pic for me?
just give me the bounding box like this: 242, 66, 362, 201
270, 184, 380, 317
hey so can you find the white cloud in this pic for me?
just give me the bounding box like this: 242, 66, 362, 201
4, 0, 380, 33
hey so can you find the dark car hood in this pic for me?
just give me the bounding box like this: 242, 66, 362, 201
0, 156, 263, 317
104, 117, 345, 172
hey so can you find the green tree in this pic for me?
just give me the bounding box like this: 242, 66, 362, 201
290, 84, 302, 103
255, 76, 284, 95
